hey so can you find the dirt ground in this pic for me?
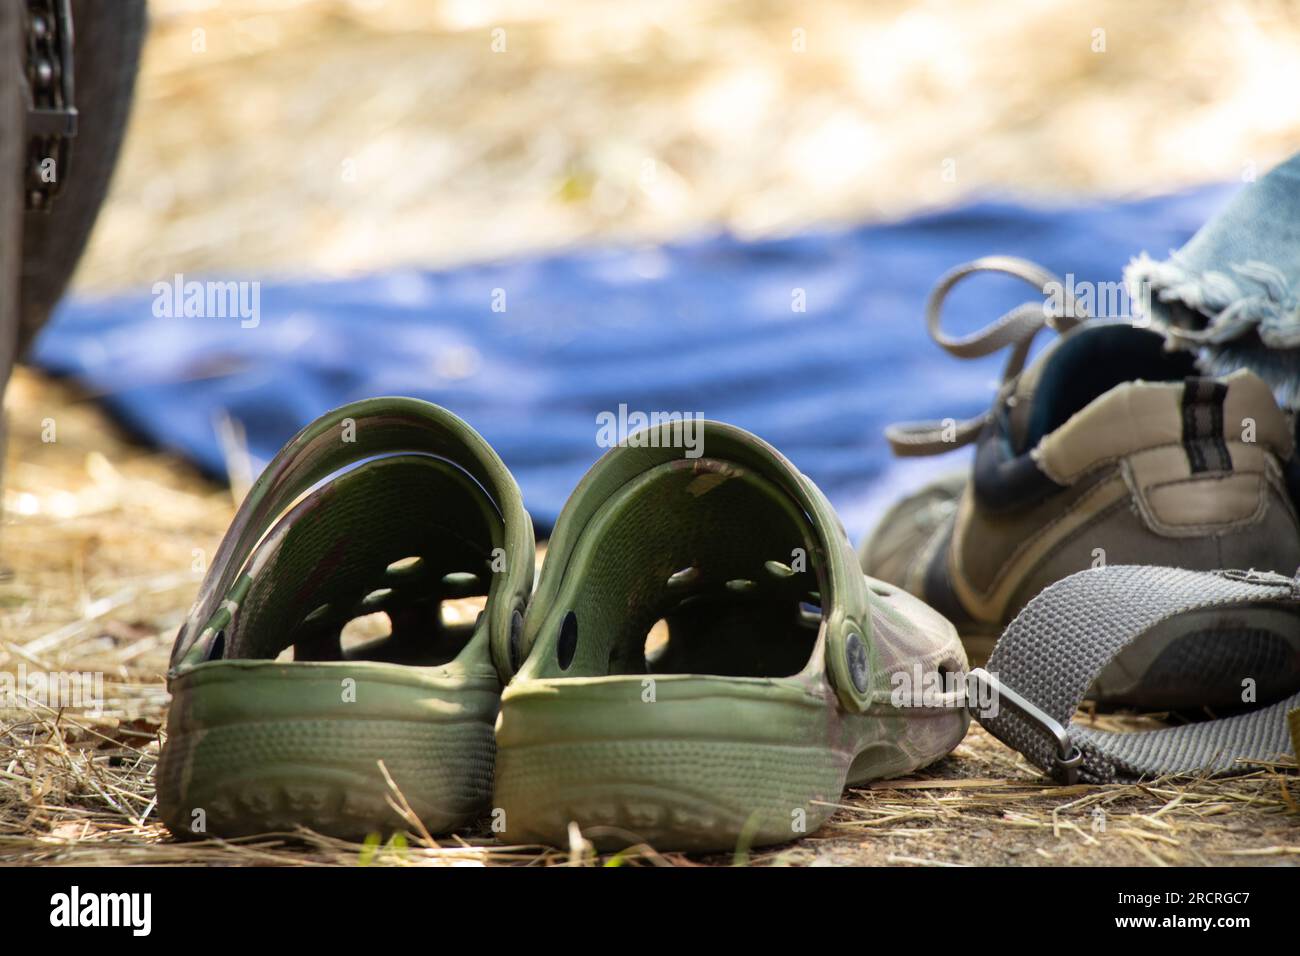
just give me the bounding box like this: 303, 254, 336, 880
3, 0, 1299, 865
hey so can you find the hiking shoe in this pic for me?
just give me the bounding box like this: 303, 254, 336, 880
493, 420, 968, 852
861, 257, 1300, 661
157, 398, 534, 839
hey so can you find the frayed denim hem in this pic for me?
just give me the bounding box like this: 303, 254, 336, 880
1125, 250, 1300, 410
1126, 250, 1300, 348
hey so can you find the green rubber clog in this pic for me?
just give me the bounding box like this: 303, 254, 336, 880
157, 398, 533, 839
493, 420, 969, 852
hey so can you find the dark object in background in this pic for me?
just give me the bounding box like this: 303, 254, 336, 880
1, 0, 146, 399
1, 6, 22, 390
18, 0, 147, 354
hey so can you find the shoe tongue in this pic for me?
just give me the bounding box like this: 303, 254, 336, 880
1005, 332, 1071, 452
1002, 321, 1133, 452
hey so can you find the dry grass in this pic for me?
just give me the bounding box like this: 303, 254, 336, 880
73, 0, 1300, 291
5, 0, 1300, 865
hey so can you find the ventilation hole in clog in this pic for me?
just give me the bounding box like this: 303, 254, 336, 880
725, 578, 756, 593
362, 588, 393, 609
666, 566, 699, 588
557, 611, 578, 670
799, 600, 823, 625
302, 603, 331, 625
441, 574, 483, 598
764, 560, 795, 578
508, 608, 525, 670
644, 618, 671, 667
387, 555, 423, 576
870, 585, 893, 598
440, 595, 487, 629
341, 611, 391, 653
936, 660, 960, 686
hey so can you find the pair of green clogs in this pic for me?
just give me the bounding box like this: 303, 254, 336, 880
156, 399, 969, 852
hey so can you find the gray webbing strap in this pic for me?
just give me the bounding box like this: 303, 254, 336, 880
971, 565, 1300, 784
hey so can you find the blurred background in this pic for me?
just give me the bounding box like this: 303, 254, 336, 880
70, 0, 1300, 287
5, 0, 1300, 647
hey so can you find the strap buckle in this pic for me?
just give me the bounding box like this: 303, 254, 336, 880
1216, 568, 1300, 598
967, 667, 1083, 784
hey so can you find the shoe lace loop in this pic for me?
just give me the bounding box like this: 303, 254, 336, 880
884, 256, 1090, 457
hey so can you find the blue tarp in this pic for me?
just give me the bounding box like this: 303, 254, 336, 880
32, 185, 1235, 540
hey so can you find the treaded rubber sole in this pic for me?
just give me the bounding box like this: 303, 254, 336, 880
157, 661, 500, 840
495, 736, 850, 852
158, 716, 495, 839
